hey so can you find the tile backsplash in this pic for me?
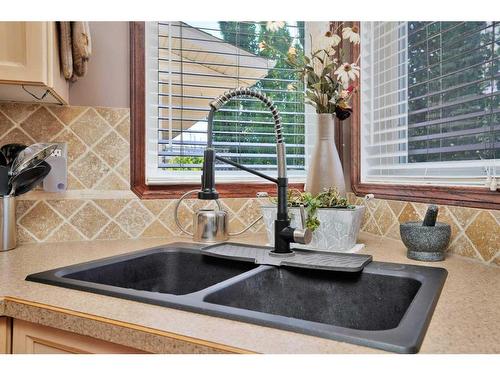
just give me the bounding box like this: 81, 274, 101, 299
347, 193, 499, 267
1, 102, 498, 267
0, 103, 266, 245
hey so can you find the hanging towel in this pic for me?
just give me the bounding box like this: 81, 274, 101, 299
57, 21, 92, 82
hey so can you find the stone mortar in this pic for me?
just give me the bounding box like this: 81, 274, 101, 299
399, 221, 451, 261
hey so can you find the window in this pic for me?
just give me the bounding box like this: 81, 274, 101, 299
145, 21, 312, 185
360, 22, 499, 187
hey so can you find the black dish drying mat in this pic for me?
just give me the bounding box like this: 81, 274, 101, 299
201, 242, 372, 272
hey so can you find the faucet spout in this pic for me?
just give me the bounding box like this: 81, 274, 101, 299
199, 87, 311, 255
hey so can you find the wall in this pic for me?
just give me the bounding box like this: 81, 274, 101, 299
69, 22, 130, 108
0, 102, 266, 244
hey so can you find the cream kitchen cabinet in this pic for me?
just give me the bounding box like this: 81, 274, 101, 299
0, 22, 68, 104
11, 320, 145, 354
0, 317, 11, 354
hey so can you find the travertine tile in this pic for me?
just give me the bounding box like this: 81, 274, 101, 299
465, 211, 499, 262
0, 128, 34, 146
70, 108, 111, 146
50, 128, 87, 164
46, 105, 85, 125
489, 210, 500, 225
238, 199, 264, 226
19, 202, 63, 240
67, 171, 86, 190
362, 218, 382, 236
411, 202, 428, 219
115, 201, 153, 237
158, 201, 191, 235
46, 223, 85, 242
372, 201, 396, 235
96, 222, 129, 240
448, 206, 478, 230
94, 199, 130, 218
387, 200, 406, 218
69, 151, 110, 188
70, 202, 109, 239
95, 172, 129, 190
448, 234, 480, 260
0, 102, 38, 122
385, 222, 401, 241
115, 116, 130, 141
20, 107, 64, 142
17, 226, 37, 243
141, 200, 169, 216
0, 110, 14, 134
94, 130, 129, 167
437, 206, 460, 242
116, 158, 130, 181
15, 200, 36, 220
398, 203, 420, 224
140, 220, 172, 238
47, 199, 85, 218
95, 107, 129, 126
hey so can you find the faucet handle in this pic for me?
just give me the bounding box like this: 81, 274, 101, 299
299, 204, 306, 229
292, 204, 312, 245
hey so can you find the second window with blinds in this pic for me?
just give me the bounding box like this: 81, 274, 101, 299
360, 21, 499, 188
145, 21, 312, 185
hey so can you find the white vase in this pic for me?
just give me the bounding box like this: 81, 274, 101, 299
261, 205, 365, 252
305, 114, 346, 195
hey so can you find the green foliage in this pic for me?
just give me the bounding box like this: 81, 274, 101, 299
215, 22, 305, 170
272, 187, 354, 232
167, 156, 204, 171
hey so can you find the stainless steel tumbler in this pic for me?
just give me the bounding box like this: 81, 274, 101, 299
1, 195, 16, 251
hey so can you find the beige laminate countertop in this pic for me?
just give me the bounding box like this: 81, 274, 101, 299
1, 233, 499, 354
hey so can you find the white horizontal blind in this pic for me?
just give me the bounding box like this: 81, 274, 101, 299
361, 22, 499, 186
146, 21, 306, 184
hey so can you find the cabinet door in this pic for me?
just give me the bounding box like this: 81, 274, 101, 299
0, 22, 48, 84
0, 317, 11, 354
12, 320, 146, 354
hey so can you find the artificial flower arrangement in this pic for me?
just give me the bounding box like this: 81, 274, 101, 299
262, 23, 360, 120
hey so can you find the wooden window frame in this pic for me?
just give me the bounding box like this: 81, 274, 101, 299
349, 21, 500, 210
130, 22, 304, 199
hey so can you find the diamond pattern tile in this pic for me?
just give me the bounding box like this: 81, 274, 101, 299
465, 211, 500, 261
19, 202, 63, 241
0, 102, 496, 266
115, 201, 154, 237
69, 151, 111, 188
70, 108, 111, 146
70, 202, 109, 239
20, 107, 64, 142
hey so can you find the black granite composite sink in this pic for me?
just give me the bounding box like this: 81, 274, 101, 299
64, 251, 257, 295
26, 243, 447, 353
204, 267, 421, 331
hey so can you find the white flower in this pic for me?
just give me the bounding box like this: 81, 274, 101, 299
334, 63, 360, 85
342, 26, 360, 44
317, 32, 342, 51
266, 21, 285, 32
331, 34, 342, 47
258, 41, 267, 51
287, 46, 297, 56
340, 90, 349, 99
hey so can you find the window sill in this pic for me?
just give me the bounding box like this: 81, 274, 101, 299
132, 182, 305, 200
351, 181, 500, 210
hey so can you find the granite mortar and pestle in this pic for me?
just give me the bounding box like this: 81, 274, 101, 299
399, 205, 451, 261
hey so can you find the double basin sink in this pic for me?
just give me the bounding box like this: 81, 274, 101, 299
26, 243, 447, 353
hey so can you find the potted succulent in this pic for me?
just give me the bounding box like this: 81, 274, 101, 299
261, 187, 365, 252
